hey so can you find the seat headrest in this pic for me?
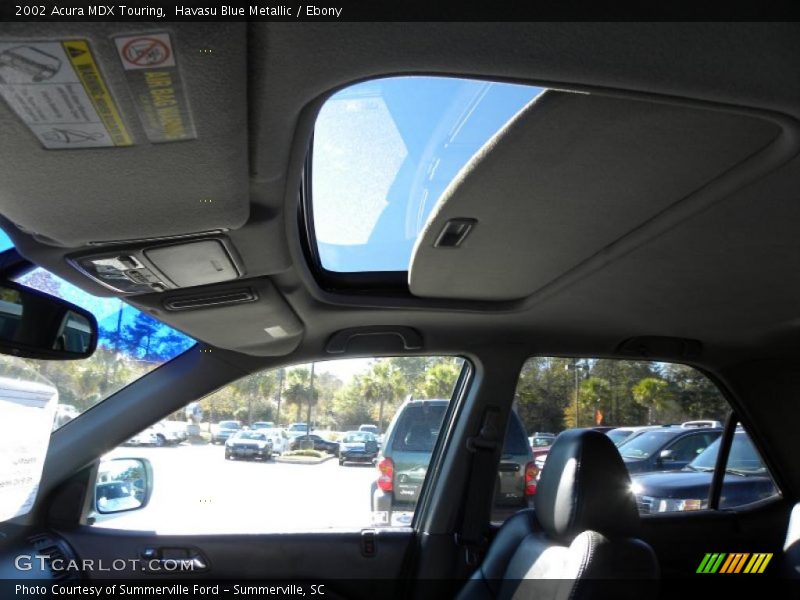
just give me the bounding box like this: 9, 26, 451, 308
534, 429, 640, 543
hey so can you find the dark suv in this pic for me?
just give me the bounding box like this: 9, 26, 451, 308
371, 399, 534, 526
632, 430, 777, 513
617, 426, 722, 475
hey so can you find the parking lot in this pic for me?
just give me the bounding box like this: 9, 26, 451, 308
97, 444, 378, 534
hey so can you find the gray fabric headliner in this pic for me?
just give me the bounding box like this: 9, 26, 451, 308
409, 91, 780, 300
0, 23, 798, 369
0, 23, 249, 246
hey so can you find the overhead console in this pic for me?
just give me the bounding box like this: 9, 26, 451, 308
69, 237, 243, 294
408, 90, 784, 302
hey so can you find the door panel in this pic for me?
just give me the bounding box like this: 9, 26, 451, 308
641, 498, 790, 579
57, 526, 414, 596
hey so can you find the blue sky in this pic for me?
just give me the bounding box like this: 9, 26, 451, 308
312, 76, 544, 272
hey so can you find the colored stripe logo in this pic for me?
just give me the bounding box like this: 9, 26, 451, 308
697, 552, 772, 574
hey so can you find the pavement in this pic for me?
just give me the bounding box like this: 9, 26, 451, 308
98, 444, 377, 534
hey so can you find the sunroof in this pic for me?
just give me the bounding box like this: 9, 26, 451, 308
311, 76, 545, 273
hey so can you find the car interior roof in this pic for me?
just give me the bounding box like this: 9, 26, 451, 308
0, 22, 798, 373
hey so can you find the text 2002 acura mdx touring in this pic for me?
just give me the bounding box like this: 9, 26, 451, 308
0, 19, 799, 600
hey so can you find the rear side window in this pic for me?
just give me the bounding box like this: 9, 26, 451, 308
509, 357, 779, 522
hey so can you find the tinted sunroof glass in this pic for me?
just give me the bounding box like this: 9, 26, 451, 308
312, 76, 545, 273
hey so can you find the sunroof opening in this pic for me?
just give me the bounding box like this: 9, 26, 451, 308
311, 76, 545, 273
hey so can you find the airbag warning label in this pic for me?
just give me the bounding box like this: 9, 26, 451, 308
0, 40, 132, 149
114, 33, 196, 143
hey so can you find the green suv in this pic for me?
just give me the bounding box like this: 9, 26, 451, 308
371, 399, 535, 526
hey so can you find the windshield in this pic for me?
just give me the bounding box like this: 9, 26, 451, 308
343, 432, 373, 443
312, 76, 545, 273
618, 430, 676, 459
2, 265, 195, 431
606, 429, 633, 445
219, 421, 240, 429
236, 432, 266, 441
689, 432, 767, 474
530, 436, 554, 447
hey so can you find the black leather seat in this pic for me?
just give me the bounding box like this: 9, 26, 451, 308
458, 429, 659, 600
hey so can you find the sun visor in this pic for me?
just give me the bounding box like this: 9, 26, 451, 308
0, 24, 249, 246
408, 91, 781, 301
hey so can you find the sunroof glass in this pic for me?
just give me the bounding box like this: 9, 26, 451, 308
311, 76, 545, 273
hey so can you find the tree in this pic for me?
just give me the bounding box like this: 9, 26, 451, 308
632, 378, 675, 424
417, 360, 461, 399
360, 361, 405, 433
516, 357, 572, 433
283, 366, 318, 422
570, 376, 612, 428
664, 363, 729, 422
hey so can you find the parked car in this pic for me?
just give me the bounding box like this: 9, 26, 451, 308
224, 430, 273, 461
372, 399, 535, 527
287, 422, 311, 434
529, 432, 555, 449
252, 421, 275, 430
617, 425, 722, 475
211, 420, 242, 444
53, 403, 79, 429
358, 424, 379, 435
606, 425, 660, 446
631, 430, 777, 513
123, 428, 158, 446
155, 420, 187, 445
260, 427, 288, 455
681, 419, 723, 429
95, 481, 139, 513
288, 433, 339, 454
339, 431, 379, 466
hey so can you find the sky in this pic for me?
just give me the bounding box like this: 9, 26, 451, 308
312, 76, 544, 273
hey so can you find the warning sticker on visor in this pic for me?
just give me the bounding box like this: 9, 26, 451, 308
0, 40, 132, 149
113, 32, 196, 143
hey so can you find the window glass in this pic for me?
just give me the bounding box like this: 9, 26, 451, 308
633, 426, 779, 513
0, 229, 13, 253
312, 76, 545, 272
91, 357, 466, 533
714, 427, 778, 510
619, 430, 682, 460
666, 432, 716, 463
0, 267, 195, 430
510, 357, 777, 519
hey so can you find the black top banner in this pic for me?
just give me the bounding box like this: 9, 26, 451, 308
0, 0, 798, 22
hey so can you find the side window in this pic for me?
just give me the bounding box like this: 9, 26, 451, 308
88, 357, 465, 532
719, 425, 779, 510
509, 357, 780, 521
637, 424, 779, 513
666, 433, 717, 463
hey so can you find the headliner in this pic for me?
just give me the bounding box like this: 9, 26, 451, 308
0, 22, 798, 371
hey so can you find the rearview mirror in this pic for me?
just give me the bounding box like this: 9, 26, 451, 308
0, 281, 97, 360
94, 458, 152, 515
659, 449, 674, 461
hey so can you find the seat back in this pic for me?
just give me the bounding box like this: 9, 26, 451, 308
458, 429, 658, 600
